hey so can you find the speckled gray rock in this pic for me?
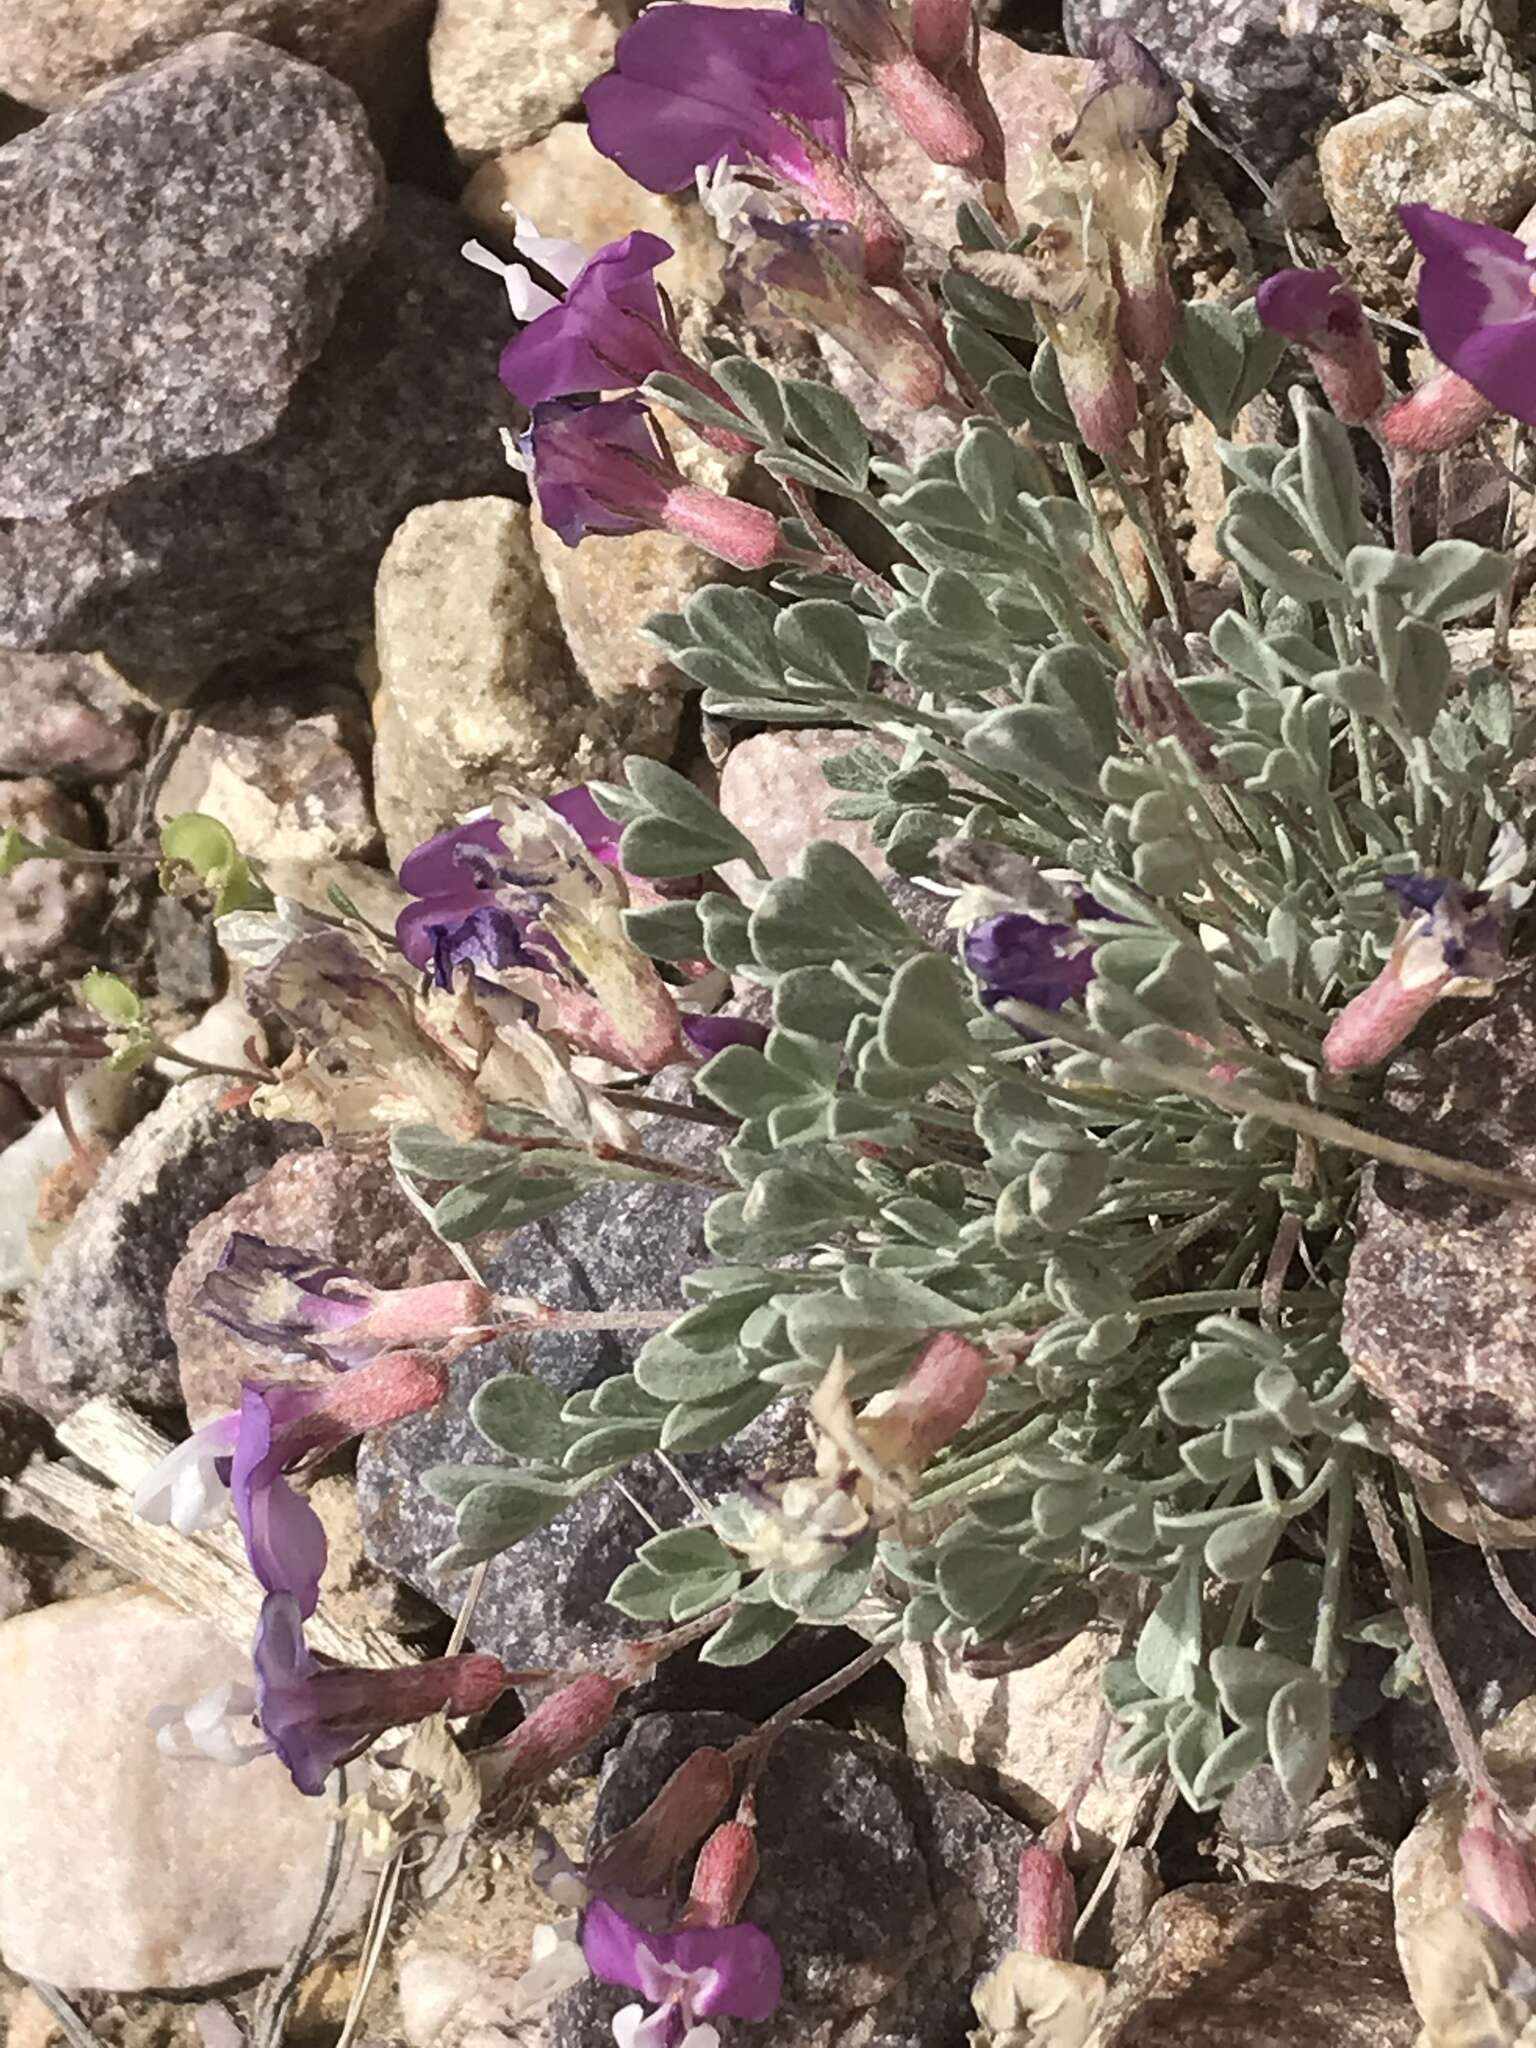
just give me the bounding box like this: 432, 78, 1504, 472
0, 35, 383, 524
1342, 971, 1536, 1515
2, 1080, 316, 1420
551, 1711, 1032, 2048
0, 0, 431, 138
428, 0, 629, 162
0, 184, 518, 682
0, 654, 148, 783
356, 1169, 808, 1686
1088, 1883, 1417, 2046
370, 498, 634, 869
1062, 0, 1378, 176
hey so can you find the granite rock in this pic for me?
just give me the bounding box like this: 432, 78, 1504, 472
1319, 94, 1536, 287
551, 1711, 1032, 2048
0, 1067, 142, 1295
0, 1588, 365, 1990
895, 1628, 1143, 1854
0, 35, 383, 525
716, 728, 894, 908
1088, 1882, 1418, 2046
428, 0, 629, 163
370, 498, 632, 868
0, 183, 518, 682
1342, 970, 1536, 1515
168, 1142, 462, 1425
0, 0, 432, 137
0, 778, 106, 971
1062, 0, 1379, 177
0, 654, 149, 784
4, 1079, 315, 1419
527, 431, 750, 747
152, 682, 379, 865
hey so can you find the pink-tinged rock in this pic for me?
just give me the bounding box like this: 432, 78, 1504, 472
0, 1588, 365, 1990
0, 777, 106, 971
0, 652, 148, 783
850, 36, 1091, 251
152, 685, 380, 865
169, 1144, 463, 1424
716, 729, 893, 906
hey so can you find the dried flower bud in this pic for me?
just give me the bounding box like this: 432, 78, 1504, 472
1255, 267, 1385, 425
1016, 1844, 1078, 1960
910, 0, 974, 74
858, 1332, 992, 1472
1462, 1808, 1536, 1943
587, 1746, 736, 1898
1115, 656, 1221, 775
684, 1808, 761, 1928
493, 1673, 624, 1789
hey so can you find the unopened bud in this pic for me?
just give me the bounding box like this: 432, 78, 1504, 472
1255, 267, 1384, 426
660, 487, 782, 570
683, 1811, 761, 1928
588, 1746, 735, 1897
494, 1673, 624, 1788
1017, 1844, 1078, 1960
1380, 368, 1495, 455
1321, 963, 1448, 1077
910, 0, 974, 73
1461, 1807, 1536, 1940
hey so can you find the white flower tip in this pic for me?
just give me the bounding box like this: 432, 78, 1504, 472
461, 237, 509, 276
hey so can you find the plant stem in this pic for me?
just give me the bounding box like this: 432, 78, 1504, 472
781, 478, 896, 608
727, 1629, 900, 1786
1358, 1470, 1499, 1802
1311, 1456, 1353, 1680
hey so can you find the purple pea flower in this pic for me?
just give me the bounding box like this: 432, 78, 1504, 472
522, 397, 781, 570
195, 1231, 491, 1370
253, 1592, 514, 1796
680, 1013, 771, 1058
133, 1350, 453, 1617
1255, 265, 1385, 425
396, 791, 687, 1074
1323, 868, 1508, 1077
498, 231, 749, 443
584, 4, 905, 284
964, 909, 1102, 1015
584, 4, 846, 198
1398, 202, 1536, 428
395, 793, 623, 991
581, 1898, 782, 2048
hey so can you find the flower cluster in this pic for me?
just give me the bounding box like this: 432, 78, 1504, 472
135, 1232, 512, 1793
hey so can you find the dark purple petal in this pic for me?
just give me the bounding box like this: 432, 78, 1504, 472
1255, 266, 1365, 349
1400, 202, 1536, 426
682, 1013, 771, 1056
230, 1389, 329, 1616
963, 912, 1099, 1011
550, 784, 623, 866
500, 231, 679, 405
397, 816, 511, 899
584, 4, 846, 194
426, 903, 559, 991
252, 1593, 352, 1797
525, 396, 676, 547
1384, 871, 1452, 915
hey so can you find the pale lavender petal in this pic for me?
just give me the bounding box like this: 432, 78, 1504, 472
681, 1014, 770, 1056
549, 786, 623, 866
230, 1388, 328, 1616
